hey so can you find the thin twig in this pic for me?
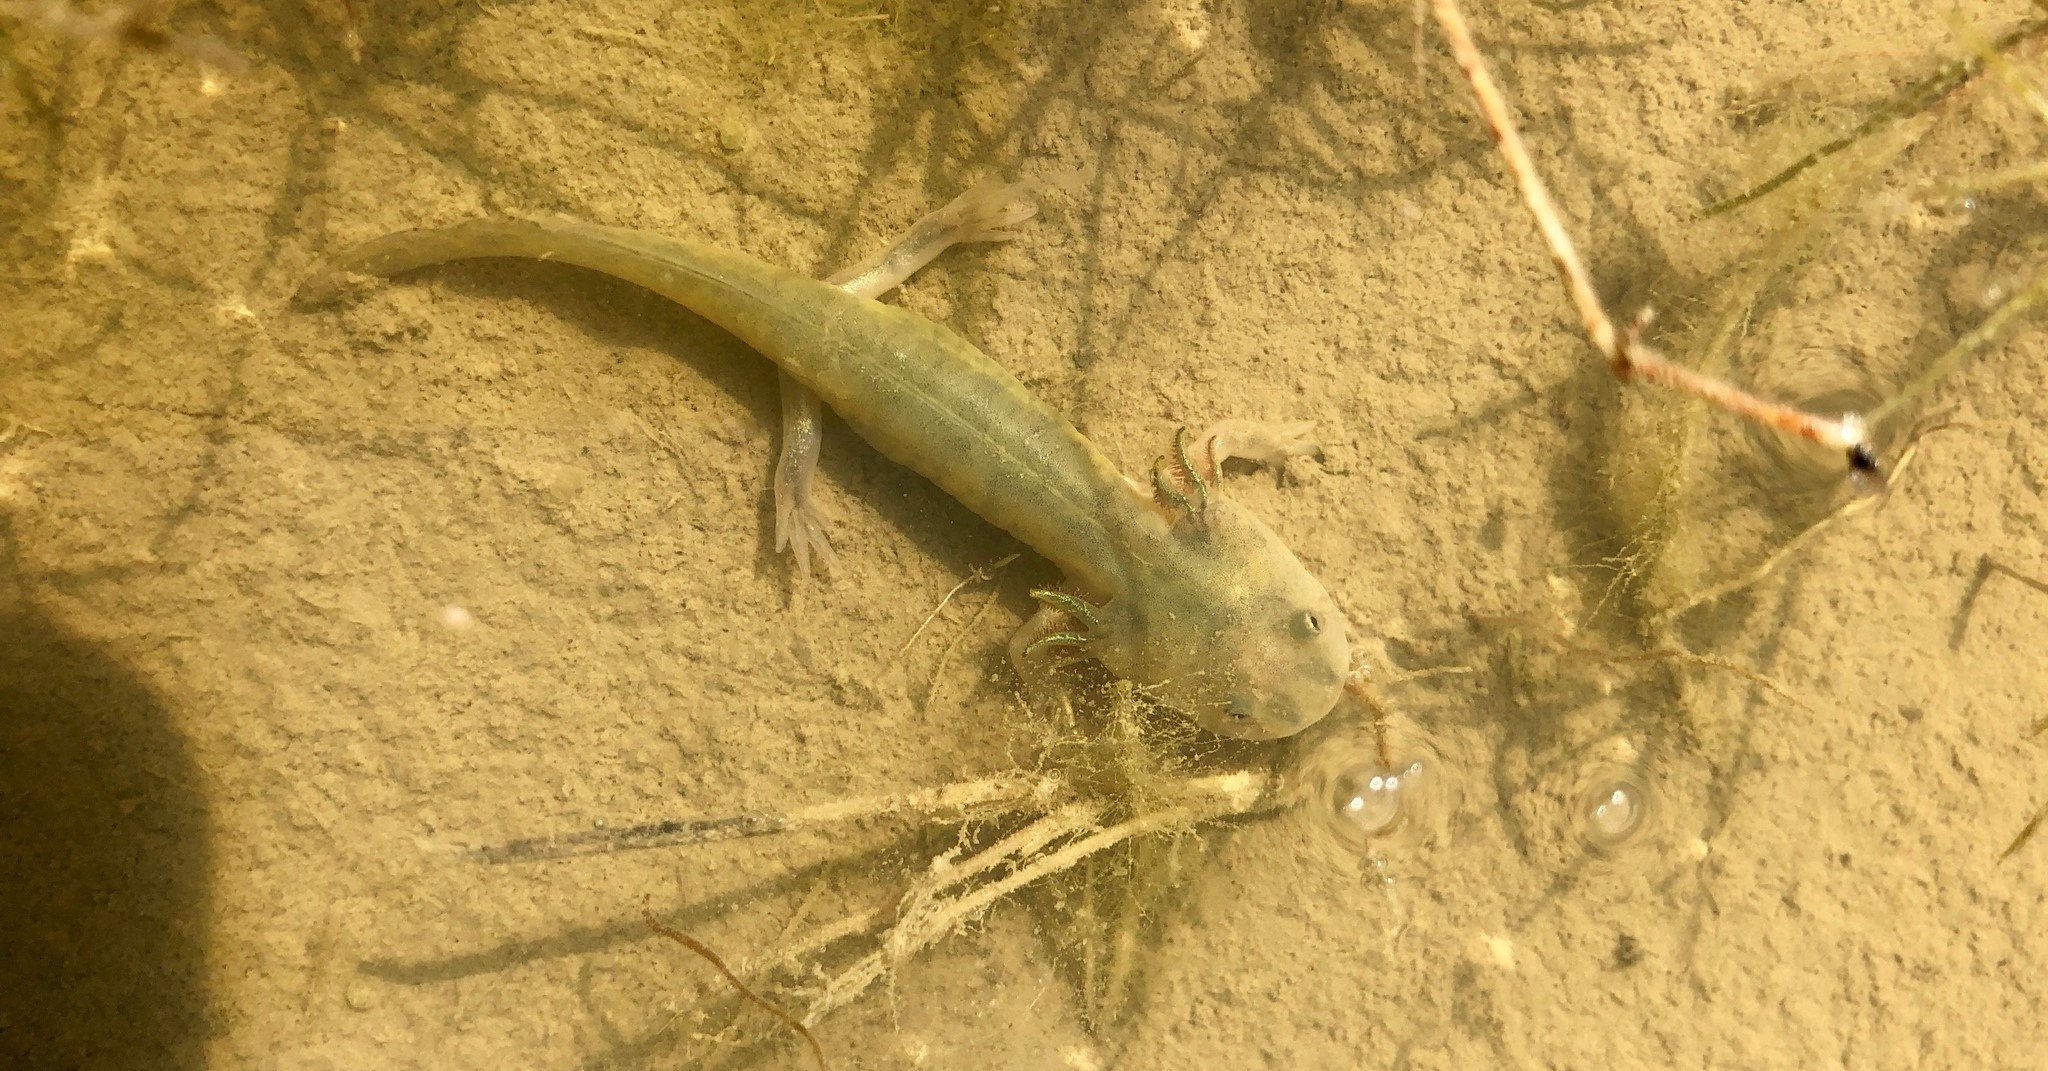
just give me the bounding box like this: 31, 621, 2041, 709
1950, 10, 2048, 127
1473, 613, 1811, 714
1430, 0, 1880, 488
641, 909, 829, 1071
1343, 666, 1398, 767
1963, 552, 2048, 861
1702, 11, 2048, 216
1951, 556, 2048, 651
2000, 803, 2044, 861
922, 578, 1003, 711
1920, 159, 2048, 200
1872, 262, 2048, 427
1380, 665, 1477, 685
809, 0, 888, 24
1651, 428, 1943, 630
898, 553, 1019, 655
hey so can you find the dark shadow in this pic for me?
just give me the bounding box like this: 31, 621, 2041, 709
0, 515, 211, 1070
359, 826, 949, 1071
356, 837, 902, 987
363, 255, 1025, 591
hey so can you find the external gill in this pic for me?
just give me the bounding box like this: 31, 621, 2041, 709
1150, 426, 1212, 523
1023, 588, 1104, 657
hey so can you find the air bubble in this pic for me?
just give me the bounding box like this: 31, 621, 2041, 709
1320, 755, 1450, 852
1288, 712, 1459, 857
1578, 773, 1653, 852
1330, 763, 1417, 840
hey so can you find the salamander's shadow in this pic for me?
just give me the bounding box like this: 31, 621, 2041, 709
409, 257, 1028, 598
0, 517, 211, 1070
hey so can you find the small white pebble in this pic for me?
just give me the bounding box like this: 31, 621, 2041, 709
438, 604, 475, 630
1061, 1044, 1105, 1071
215, 297, 258, 325
344, 980, 378, 1011
64, 235, 114, 266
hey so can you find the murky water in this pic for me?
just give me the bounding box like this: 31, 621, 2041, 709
3, 1, 2045, 1068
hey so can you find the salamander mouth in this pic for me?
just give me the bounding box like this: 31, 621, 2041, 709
1214, 692, 1314, 741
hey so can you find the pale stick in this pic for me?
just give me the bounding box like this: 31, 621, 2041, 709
1429, 0, 1883, 490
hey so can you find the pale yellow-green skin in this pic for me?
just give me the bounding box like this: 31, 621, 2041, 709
316, 219, 1351, 740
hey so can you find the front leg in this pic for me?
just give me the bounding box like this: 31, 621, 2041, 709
1191, 418, 1320, 480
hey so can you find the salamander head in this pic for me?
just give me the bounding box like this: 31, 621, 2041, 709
1102, 497, 1350, 741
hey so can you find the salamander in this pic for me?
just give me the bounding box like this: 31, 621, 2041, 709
303, 182, 1351, 741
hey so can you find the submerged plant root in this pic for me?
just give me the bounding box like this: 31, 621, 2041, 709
469, 771, 1062, 863
477, 712, 1284, 1061
790, 769, 1272, 1028
1704, 10, 2048, 216
641, 909, 829, 1071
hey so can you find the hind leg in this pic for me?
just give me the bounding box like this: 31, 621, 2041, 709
773, 180, 1041, 578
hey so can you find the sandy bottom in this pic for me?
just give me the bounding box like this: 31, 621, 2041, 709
3, 0, 2046, 1067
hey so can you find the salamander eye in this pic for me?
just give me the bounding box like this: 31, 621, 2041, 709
1292, 610, 1322, 640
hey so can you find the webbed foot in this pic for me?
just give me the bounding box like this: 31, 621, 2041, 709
773, 450, 838, 580
931, 178, 1041, 244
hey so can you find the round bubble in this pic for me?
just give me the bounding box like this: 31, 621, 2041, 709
1577, 772, 1653, 852
1317, 753, 1452, 853
1286, 710, 1460, 858
1329, 762, 1417, 840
